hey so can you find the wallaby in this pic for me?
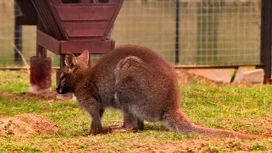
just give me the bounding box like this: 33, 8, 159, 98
57, 45, 269, 138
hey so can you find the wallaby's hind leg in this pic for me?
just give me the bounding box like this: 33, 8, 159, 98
89, 112, 103, 135
105, 111, 144, 133
137, 119, 144, 130
122, 111, 144, 132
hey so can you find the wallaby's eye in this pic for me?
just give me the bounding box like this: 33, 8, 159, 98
60, 73, 64, 78
59, 73, 69, 82
61, 77, 66, 82
60, 73, 67, 80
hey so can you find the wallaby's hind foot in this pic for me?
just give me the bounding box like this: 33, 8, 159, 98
110, 126, 139, 133
85, 127, 113, 136
97, 125, 141, 133
89, 114, 144, 134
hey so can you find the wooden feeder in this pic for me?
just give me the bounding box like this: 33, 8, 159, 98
15, 0, 124, 94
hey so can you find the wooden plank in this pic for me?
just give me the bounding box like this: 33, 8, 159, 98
37, 31, 113, 54
51, 0, 62, 5
15, 0, 38, 25
32, 0, 69, 40
16, 16, 37, 25
81, 0, 89, 3
108, 0, 122, 3
55, 5, 116, 21
51, 0, 120, 5
62, 21, 109, 37
37, 31, 61, 54
103, 0, 124, 37
60, 39, 113, 54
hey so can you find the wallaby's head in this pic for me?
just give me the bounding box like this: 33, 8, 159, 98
56, 50, 89, 94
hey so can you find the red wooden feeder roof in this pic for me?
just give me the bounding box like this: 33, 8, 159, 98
16, 0, 124, 54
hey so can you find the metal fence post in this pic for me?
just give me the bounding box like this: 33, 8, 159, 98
197, 0, 220, 64
175, 0, 180, 64
14, 3, 22, 62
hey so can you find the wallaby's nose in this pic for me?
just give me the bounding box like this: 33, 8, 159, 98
56, 87, 62, 94
56, 86, 69, 94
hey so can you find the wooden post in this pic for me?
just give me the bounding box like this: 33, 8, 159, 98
260, 0, 272, 84
29, 19, 52, 94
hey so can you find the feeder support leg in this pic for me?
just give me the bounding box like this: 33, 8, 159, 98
29, 20, 52, 94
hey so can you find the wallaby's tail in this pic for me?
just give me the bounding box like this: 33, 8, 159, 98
162, 111, 264, 139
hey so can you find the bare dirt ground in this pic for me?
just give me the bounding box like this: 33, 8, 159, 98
175, 69, 261, 87
176, 69, 217, 85
0, 113, 60, 137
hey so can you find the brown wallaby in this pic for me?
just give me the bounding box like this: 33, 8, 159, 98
57, 45, 268, 138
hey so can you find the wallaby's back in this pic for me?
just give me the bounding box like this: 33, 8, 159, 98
83, 45, 179, 112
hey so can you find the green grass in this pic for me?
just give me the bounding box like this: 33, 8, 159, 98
0, 70, 271, 152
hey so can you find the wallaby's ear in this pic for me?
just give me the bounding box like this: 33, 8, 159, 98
77, 50, 90, 65
65, 53, 77, 73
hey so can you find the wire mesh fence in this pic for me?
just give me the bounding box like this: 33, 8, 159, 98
0, 0, 261, 67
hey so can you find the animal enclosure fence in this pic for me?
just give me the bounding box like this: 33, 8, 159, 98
0, 0, 270, 81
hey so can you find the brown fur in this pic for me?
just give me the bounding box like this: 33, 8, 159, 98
57, 45, 268, 138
